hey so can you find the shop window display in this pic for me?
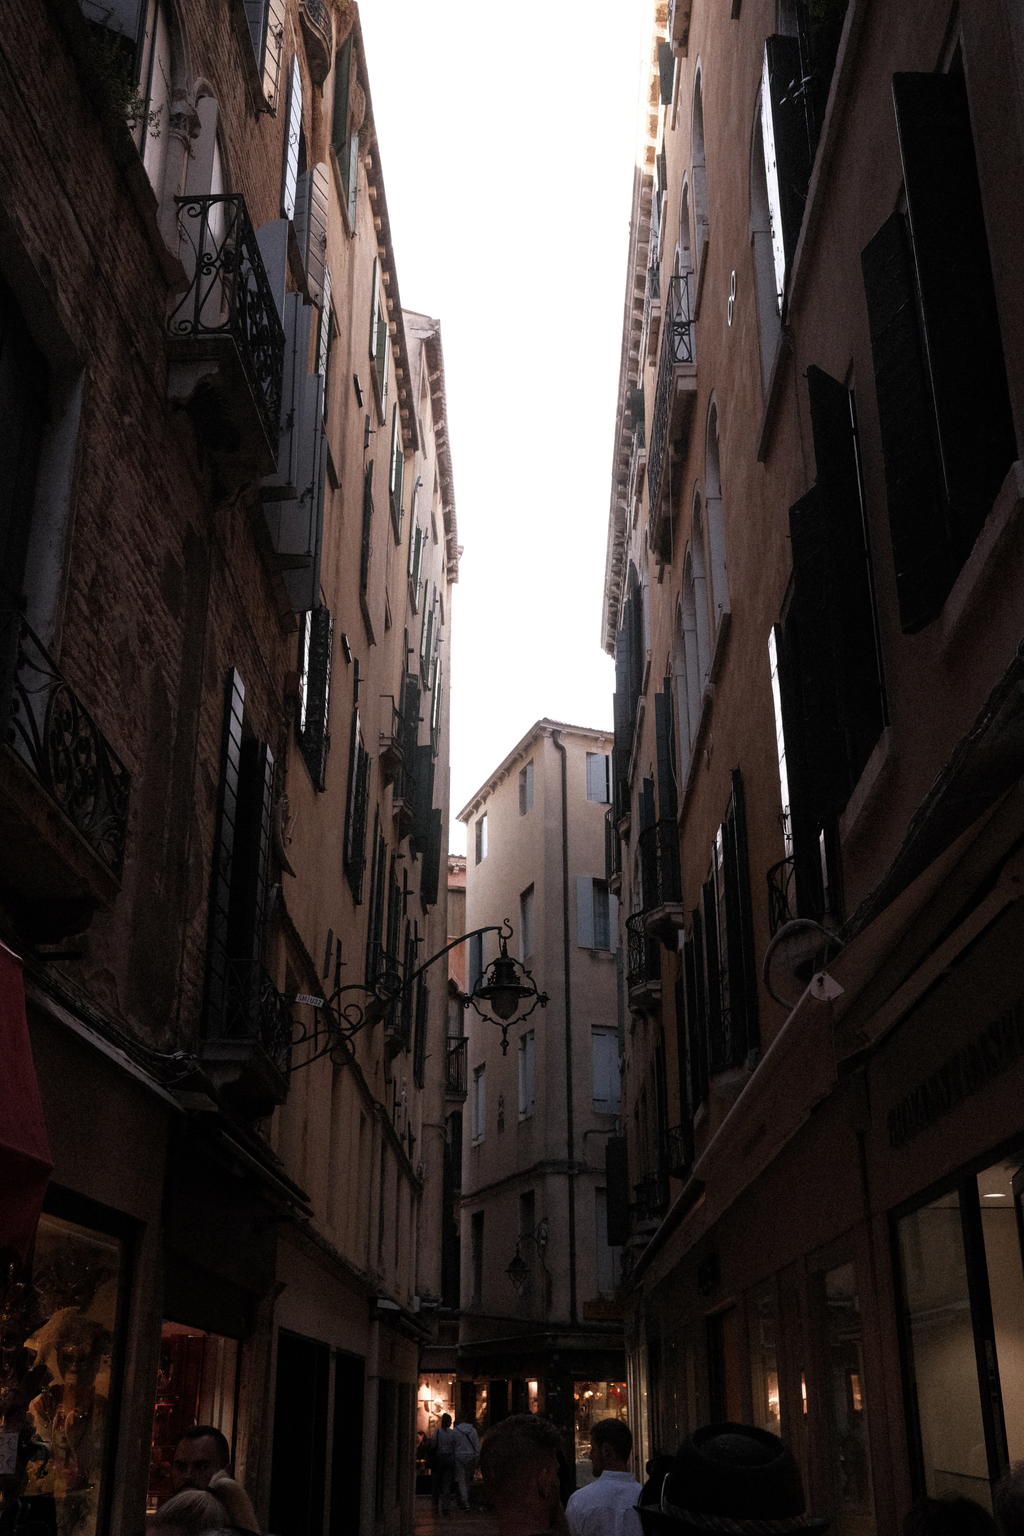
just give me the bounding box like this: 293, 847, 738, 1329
23, 1210, 126, 1536
748, 1284, 781, 1438
573, 1381, 627, 1484
148, 1322, 239, 1510
817, 1263, 873, 1536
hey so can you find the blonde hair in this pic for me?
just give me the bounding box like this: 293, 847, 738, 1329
149, 1490, 230, 1535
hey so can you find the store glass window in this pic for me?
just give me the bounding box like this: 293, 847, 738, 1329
897, 1156, 1024, 1511
148, 1322, 239, 1509
23, 1210, 127, 1536
748, 1283, 781, 1437
573, 1380, 627, 1484
818, 1263, 873, 1536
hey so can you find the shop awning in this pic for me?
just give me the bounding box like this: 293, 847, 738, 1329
0, 941, 52, 1264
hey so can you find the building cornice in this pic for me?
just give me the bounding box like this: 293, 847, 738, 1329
404, 310, 459, 584
456, 719, 614, 824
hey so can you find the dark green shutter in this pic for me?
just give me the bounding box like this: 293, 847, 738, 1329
605, 1137, 630, 1247
892, 73, 1016, 553
657, 41, 674, 105
806, 365, 885, 782
360, 462, 373, 593
344, 708, 368, 899
420, 808, 443, 906
413, 978, 428, 1088
861, 211, 951, 632
763, 36, 813, 288
300, 605, 333, 790
654, 690, 677, 820
722, 770, 759, 1063
206, 669, 246, 1035
410, 743, 435, 855
331, 36, 352, 160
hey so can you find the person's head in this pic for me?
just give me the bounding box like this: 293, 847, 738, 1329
590, 1418, 633, 1475
480, 1414, 563, 1529
149, 1490, 230, 1536
170, 1427, 231, 1492
441, 1413, 453, 1429
905, 1496, 998, 1536
995, 1465, 1024, 1536
637, 1423, 827, 1535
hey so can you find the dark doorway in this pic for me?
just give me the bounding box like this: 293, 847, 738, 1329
269, 1330, 330, 1536
330, 1351, 365, 1531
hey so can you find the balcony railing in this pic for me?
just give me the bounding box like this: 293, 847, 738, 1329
605, 810, 622, 885
4, 614, 131, 877
638, 819, 682, 910
666, 1123, 693, 1179
633, 1172, 670, 1222
767, 856, 797, 938
642, 260, 661, 362
626, 911, 661, 994
220, 959, 294, 1078
647, 273, 694, 532
168, 194, 285, 451
445, 1036, 468, 1097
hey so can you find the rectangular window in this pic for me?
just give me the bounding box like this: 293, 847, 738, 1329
592, 1026, 621, 1113
388, 404, 404, 541
576, 876, 618, 951
471, 1211, 484, 1303
519, 885, 535, 962
368, 257, 389, 420
343, 708, 370, 899
519, 760, 534, 814
474, 812, 488, 864
518, 1031, 535, 1120
472, 1064, 486, 1144
468, 932, 485, 995
595, 1188, 622, 1295
586, 751, 612, 803
297, 606, 333, 791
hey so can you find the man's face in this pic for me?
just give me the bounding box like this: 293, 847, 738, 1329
171, 1435, 223, 1491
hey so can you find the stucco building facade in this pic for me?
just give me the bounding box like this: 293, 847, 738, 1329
455, 721, 628, 1484
604, 0, 1024, 1530
0, 4, 456, 1534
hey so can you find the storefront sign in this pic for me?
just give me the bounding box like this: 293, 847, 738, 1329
888, 997, 1024, 1148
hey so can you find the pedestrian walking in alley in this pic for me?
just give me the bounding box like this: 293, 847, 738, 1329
148, 1490, 233, 1536
636, 1423, 828, 1534
566, 1419, 641, 1536
429, 1413, 463, 1517
169, 1427, 259, 1534
479, 1414, 566, 1536
454, 1417, 482, 1511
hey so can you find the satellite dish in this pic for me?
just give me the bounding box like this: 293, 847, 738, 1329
763, 919, 840, 1007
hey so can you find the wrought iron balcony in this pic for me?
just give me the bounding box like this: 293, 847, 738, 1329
633, 1172, 670, 1223
642, 259, 662, 363
378, 697, 404, 786
298, 0, 332, 85
647, 274, 696, 558
626, 911, 661, 1010
219, 959, 294, 1075
767, 855, 797, 938
201, 958, 293, 1113
638, 819, 682, 910
3, 613, 131, 880
168, 194, 285, 467
445, 1036, 468, 1098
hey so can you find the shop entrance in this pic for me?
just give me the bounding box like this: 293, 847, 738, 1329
896, 1155, 1024, 1510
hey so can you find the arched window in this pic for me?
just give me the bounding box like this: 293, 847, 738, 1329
675, 178, 692, 282
750, 98, 782, 394
136, 0, 174, 195
691, 66, 709, 313
704, 403, 730, 632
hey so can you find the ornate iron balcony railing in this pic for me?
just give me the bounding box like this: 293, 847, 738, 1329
633, 1172, 670, 1221
169, 194, 285, 448
767, 856, 798, 938
646, 273, 694, 529
445, 1036, 468, 1097
626, 911, 661, 993
219, 958, 294, 1077
638, 818, 682, 910
642, 260, 661, 362
666, 1123, 693, 1179
4, 614, 131, 877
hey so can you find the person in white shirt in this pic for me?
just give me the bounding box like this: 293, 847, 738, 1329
566, 1419, 642, 1536
453, 1418, 482, 1510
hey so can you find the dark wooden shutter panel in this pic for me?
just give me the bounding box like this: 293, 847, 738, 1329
228, 738, 275, 972
302, 605, 333, 789
700, 878, 722, 1066
861, 211, 951, 632
605, 1137, 630, 1247
261, 0, 286, 105
413, 979, 428, 1088
0, 278, 50, 615
763, 36, 813, 285
654, 689, 677, 820
658, 41, 674, 105
421, 808, 443, 906
724, 770, 759, 1061
360, 461, 373, 594
295, 162, 329, 306
788, 487, 845, 813
687, 910, 709, 1109
806, 365, 885, 781
893, 72, 1016, 550
206, 669, 246, 1034
344, 708, 368, 898
331, 36, 352, 159
410, 743, 434, 855
243, 0, 267, 65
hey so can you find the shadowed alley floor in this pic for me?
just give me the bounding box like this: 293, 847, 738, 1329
414, 1494, 499, 1535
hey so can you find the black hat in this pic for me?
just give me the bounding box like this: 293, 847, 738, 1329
638, 1424, 830, 1534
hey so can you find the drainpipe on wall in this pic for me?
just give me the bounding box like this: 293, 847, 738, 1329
552, 731, 578, 1326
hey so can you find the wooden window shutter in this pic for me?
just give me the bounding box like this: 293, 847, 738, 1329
369, 257, 381, 362
722, 770, 759, 1064
576, 876, 595, 949
421, 808, 443, 906
244, 0, 268, 66
331, 35, 352, 161
699, 878, 723, 1070
262, 0, 285, 105
295, 162, 330, 307
806, 364, 885, 779
344, 707, 368, 897
360, 462, 373, 594
389, 405, 404, 539
860, 212, 951, 632
205, 669, 246, 1035
788, 487, 845, 814
299, 605, 333, 790
410, 744, 435, 856
654, 690, 677, 820
762, 36, 813, 298
892, 73, 1016, 557
413, 978, 428, 1088
640, 776, 656, 835
317, 265, 332, 378
773, 620, 824, 922
657, 41, 674, 106
0, 277, 49, 614
281, 55, 303, 220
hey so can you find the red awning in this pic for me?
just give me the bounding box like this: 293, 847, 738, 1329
0, 941, 52, 1264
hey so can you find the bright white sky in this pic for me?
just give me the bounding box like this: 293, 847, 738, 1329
359, 0, 650, 852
